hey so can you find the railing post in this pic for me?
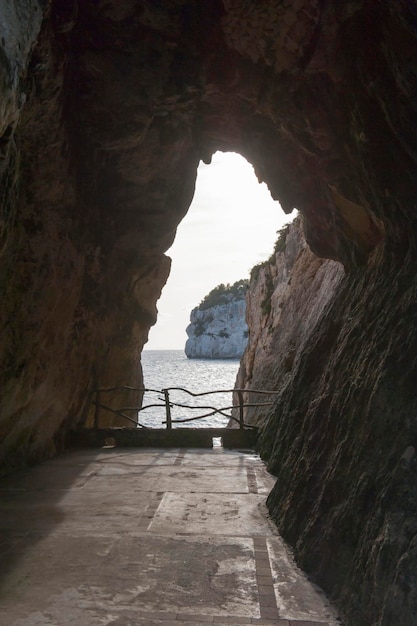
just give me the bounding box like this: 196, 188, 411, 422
94, 391, 100, 429
164, 389, 172, 429
237, 390, 244, 429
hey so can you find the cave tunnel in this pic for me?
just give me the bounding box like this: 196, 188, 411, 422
1, 2, 417, 624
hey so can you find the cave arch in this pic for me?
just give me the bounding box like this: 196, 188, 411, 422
146, 150, 290, 350
1, 3, 417, 623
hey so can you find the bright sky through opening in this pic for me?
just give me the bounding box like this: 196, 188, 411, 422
145, 151, 295, 350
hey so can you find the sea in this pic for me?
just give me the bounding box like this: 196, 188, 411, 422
140, 350, 240, 428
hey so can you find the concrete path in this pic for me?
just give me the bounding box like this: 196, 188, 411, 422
0, 447, 341, 626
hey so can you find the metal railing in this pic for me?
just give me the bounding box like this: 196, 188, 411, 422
92, 386, 278, 430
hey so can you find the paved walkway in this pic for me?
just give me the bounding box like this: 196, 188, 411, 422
0, 446, 341, 625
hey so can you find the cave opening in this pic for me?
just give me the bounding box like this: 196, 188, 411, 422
141, 149, 294, 430
145, 150, 293, 352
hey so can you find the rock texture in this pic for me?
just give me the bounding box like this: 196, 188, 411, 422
185, 296, 247, 359
258, 239, 417, 626
0, 2, 416, 624
234, 217, 344, 425
237, 215, 417, 625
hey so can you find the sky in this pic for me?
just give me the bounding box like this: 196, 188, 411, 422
145, 151, 295, 350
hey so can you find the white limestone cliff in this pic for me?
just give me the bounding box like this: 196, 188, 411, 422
185, 296, 248, 359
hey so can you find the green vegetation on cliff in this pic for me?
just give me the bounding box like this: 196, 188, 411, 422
250, 223, 291, 281
198, 279, 249, 311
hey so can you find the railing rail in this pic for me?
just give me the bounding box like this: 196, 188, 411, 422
92, 386, 278, 430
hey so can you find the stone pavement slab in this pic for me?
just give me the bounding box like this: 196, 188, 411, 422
0, 447, 341, 625
148, 492, 274, 536
74, 466, 250, 494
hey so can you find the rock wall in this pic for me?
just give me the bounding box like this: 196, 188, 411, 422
0, 1, 189, 466
185, 297, 247, 359
238, 217, 417, 625
257, 240, 417, 626
234, 217, 343, 425
0, 2, 416, 624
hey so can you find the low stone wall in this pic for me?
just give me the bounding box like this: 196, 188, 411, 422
70, 427, 258, 450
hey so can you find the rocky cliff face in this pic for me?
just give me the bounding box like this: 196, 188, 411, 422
235, 217, 344, 425
1, 3, 416, 624
257, 240, 417, 626
238, 215, 417, 624
185, 297, 247, 359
